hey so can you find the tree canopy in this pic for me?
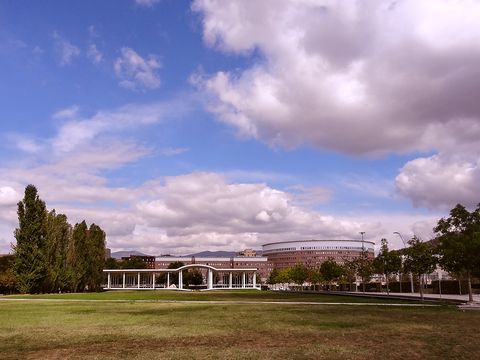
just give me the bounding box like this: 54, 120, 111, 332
434, 203, 480, 302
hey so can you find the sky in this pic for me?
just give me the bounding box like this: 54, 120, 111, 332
1, 0, 480, 256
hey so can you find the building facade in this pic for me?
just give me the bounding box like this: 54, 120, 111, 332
155, 256, 273, 281
262, 239, 375, 271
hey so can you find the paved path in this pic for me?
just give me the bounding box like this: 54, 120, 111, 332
0, 298, 438, 307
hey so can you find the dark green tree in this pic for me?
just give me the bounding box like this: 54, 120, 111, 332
290, 262, 309, 290
320, 259, 343, 291
119, 256, 148, 269
434, 203, 480, 303
373, 238, 402, 294
184, 269, 204, 286
43, 210, 72, 293
11, 185, 48, 294
69, 221, 89, 292
85, 223, 106, 291
267, 266, 280, 288
105, 257, 119, 269
403, 236, 437, 301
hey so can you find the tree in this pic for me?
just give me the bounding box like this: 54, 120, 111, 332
184, 269, 204, 286
341, 260, 357, 292
373, 238, 402, 294
267, 267, 280, 289
403, 236, 437, 301
320, 259, 343, 291
0, 269, 17, 294
119, 256, 148, 269
11, 185, 48, 294
105, 257, 120, 269
290, 262, 309, 290
434, 203, 480, 303
43, 210, 72, 293
69, 221, 89, 292
85, 223, 106, 291
352, 250, 373, 293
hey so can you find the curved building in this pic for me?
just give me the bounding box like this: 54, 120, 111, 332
262, 239, 375, 270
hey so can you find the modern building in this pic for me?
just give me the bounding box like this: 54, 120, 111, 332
262, 239, 375, 271
155, 255, 273, 282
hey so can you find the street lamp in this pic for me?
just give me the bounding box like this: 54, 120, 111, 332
359, 231, 365, 251
393, 231, 414, 294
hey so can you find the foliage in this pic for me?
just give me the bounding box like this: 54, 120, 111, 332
320, 259, 343, 290
11, 185, 108, 294
434, 203, 480, 302
105, 257, 120, 269
0, 268, 17, 294
352, 250, 373, 293
184, 269, 204, 286
290, 262, 309, 289
11, 185, 48, 294
403, 236, 438, 301
267, 267, 280, 285
341, 260, 357, 290
118, 256, 148, 269
372, 238, 402, 294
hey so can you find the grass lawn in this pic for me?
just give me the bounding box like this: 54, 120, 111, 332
0, 290, 478, 360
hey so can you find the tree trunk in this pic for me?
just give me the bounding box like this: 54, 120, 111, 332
419, 275, 424, 301
467, 270, 473, 303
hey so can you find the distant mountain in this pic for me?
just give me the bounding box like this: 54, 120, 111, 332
110, 250, 149, 260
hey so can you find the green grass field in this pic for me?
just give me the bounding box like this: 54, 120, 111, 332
0, 290, 478, 360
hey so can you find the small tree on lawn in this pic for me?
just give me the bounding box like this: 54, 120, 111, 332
353, 250, 373, 293
320, 259, 343, 291
373, 238, 402, 294
434, 203, 480, 303
403, 236, 437, 301
290, 262, 309, 290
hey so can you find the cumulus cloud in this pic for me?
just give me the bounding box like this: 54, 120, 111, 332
114, 47, 161, 90
52, 31, 80, 65
396, 154, 480, 210
191, 0, 480, 210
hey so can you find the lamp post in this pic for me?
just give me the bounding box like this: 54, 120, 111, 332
359, 231, 365, 251
393, 231, 414, 294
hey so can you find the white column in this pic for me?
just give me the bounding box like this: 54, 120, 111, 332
123, 272, 126, 289
179, 271, 183, 290
167, 272, 170, 288
107, 272, 111, 289
153, 273, 155, 289
208, 269, 213, 289
253, 272, 256, 288
138, 272, 141, 289
229, 272, 233, 289
242, 272, 246, 289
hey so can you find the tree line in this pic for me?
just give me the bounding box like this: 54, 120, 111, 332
5, 185, 106, 294
268, 203, 480, 302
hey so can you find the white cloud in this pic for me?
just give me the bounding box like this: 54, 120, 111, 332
191, 0, 480, 155
286, 185, 333, 207
396, 154, 480, 210
87, 44, 103, 63
192, 0, 480, 210
51, 103, 166, 153
114, 47, 161, 90
52, 31, 80, 65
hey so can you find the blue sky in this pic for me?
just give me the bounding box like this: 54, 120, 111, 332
1, 0, 480, 255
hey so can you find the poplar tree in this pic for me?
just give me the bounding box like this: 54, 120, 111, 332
11, 185, 48, 294
44, 210, 72, 293
69, 221, 89, 292
86, 223, 106, 291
